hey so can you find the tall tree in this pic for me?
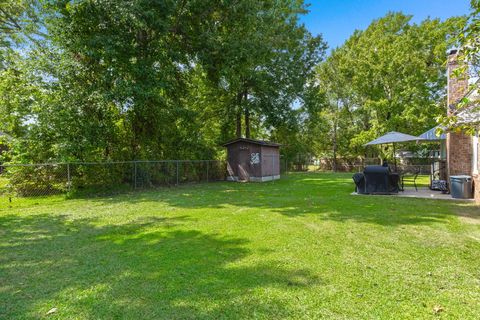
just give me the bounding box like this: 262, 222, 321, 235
1, 0, 324, 163
308, 12, 465, 159
440, 0, 480, 132
192, 0, 326, 139
0, 0, 45, 67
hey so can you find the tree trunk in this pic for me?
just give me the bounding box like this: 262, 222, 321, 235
235, 92, 243, 138
332, 101, 340, 172
244, 89, 250, 139
245, 108, 250, 139
332, 117, 338, 172
236, 110, 242, 138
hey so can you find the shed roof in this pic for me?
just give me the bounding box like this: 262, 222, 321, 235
222, 138, 281, 147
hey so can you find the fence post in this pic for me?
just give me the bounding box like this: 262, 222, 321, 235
176, 161, 179, 186
67, 163, 71, 191
134, 161, 137, 190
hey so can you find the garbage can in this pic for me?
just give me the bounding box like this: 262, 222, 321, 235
449, 175, 473, 199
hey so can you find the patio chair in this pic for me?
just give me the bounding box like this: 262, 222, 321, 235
401, 169, 420, 191
430, 160, 448, 192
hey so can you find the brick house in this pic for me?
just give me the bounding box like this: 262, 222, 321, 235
446, 49, 480, 203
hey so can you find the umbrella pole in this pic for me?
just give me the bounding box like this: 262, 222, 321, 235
393, 143, 397, 171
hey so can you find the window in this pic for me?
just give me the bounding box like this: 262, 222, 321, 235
473, 131, 479, 175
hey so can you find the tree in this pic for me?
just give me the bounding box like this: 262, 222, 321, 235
460, 0, 480, 76
439, 0, 479, 133
1, 0, 324, 164
0, 0, 45, 68
308, 12, 465, 160
191, 0, 326, 140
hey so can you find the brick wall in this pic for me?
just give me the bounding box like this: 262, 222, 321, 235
446, 133, 473, 176
446, 50, 473, 177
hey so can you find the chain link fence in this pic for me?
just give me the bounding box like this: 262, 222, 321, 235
285, 157, 433, 174
0, 160, 226, 199
285, 158, 381, 172
0, 157, 436, 199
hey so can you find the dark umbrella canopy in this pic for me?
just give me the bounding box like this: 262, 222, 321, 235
365, 131, 420, 146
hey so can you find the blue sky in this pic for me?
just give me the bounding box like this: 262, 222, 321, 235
301, 0, 471, 50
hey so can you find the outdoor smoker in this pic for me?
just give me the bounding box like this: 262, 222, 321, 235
353, 165, 400, 194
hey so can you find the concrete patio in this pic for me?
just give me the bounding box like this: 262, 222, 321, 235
352, 187, 475, 201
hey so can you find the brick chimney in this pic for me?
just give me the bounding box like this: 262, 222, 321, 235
446, 49, 472, 176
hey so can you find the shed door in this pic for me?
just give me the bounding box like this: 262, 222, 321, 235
238, 149, 250, 181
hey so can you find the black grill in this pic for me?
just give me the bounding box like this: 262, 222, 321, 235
353, 165, 400, 194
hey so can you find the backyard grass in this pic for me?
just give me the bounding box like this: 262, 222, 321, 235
1, 173, 479, 319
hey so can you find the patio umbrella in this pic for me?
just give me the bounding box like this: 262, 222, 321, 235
364, 131, 420, 170
418, 126, 446, 141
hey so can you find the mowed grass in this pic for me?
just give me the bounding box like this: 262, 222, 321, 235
1, 173, 479, 319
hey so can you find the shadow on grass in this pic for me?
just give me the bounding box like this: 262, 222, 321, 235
0, 213, 321, 319
79, 173, 476, 227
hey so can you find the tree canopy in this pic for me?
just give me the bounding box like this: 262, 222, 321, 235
0, 0, 325, 163
439, 0, 480, 133
0, 1, 471, 165
303, 12, 465, 161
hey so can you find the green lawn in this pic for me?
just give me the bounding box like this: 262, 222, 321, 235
1, 173, 479, 319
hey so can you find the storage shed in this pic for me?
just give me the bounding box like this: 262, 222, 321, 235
223, 138, 281, 182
